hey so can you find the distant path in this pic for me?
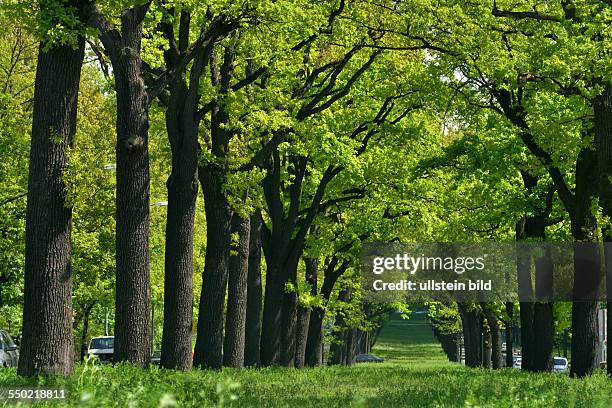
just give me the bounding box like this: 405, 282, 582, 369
372, 310, 450, 366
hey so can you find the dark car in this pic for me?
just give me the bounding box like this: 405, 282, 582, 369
355, 353, 384, 363
0, 330, 18, 367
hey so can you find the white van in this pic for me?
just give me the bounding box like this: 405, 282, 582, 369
0, 330, 18, 367
88, 336, 114, 363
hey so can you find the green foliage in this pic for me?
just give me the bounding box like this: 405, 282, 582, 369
0, 12, 35, 337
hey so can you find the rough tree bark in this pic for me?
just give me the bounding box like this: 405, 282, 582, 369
194, 166, 232, 369
223, 214, 250, 368
244, 212, 263, 366
86, 3, 153, 367
18, 13, 85, 376
112, 9, 152, 368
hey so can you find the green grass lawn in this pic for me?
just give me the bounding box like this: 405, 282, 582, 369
1, 313, 612, 407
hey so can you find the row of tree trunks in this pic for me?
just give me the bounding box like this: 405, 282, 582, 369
305, 257, 350, 367
18, 12, 86, 375
432, 327, 461, 363
481, 304, 503, 369
329, 287, 359, 366
493, 87, 600, 377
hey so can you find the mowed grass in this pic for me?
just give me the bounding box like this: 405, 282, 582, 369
1, 313, 612, 407
372, 311, 450, 366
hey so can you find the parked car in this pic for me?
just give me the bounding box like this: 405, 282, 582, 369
88, 336, 114, 363
151, 350, 161, 367
0, 329, 18, 367
355, 354, 384, 363
513, 357, 522, 369
553, 357, 569, 373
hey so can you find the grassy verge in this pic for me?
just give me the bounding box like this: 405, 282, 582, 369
1, 313, 611, 407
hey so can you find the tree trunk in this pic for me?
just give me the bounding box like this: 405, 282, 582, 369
280, 289, 298, 367
297, 257, 317, 368
160, 51, 202, 370
532, 249, 554, 372
532, 302, 554, 372
516, 219, 535, 372
295, 306, 310, 368
344, 329, 358, 366
260, 258, 284, 366
260, 226, 300, 366
482, 328, 492, 369
305, 308, 324, 367
161, 170, 196, 369
329, 331, 344, 365
569, 142, 600, 378
223, 214, 250, 368
329, 287, 352, 365
244, 212, 263, 367
481, 304, 502, 369
194, 166, 232, 369
594, 83, 612, 376
18, 32, 85, 377
194, 45, 235, 370
160, 167, 196, 370
515, 186, 550, 373
505, 302, 514, 368
519, 302, 534, 371
111, 12, 152, 367
458, 304, 482, 368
